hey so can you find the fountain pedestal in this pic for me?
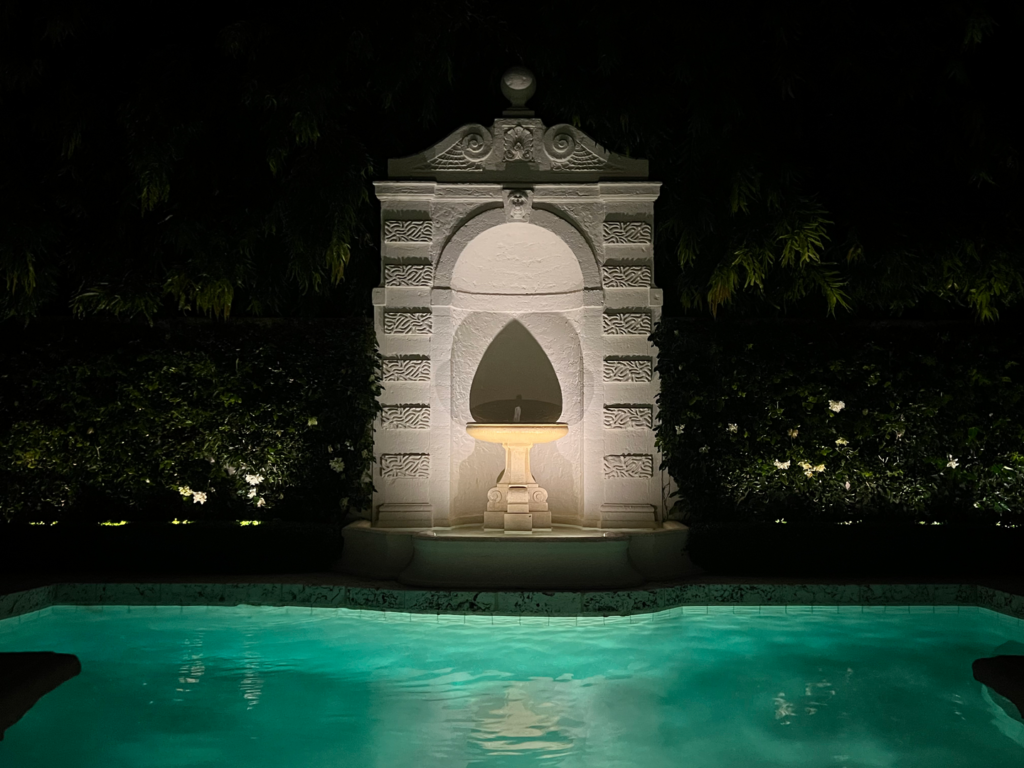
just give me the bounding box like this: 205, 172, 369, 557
465, 423, 568, 533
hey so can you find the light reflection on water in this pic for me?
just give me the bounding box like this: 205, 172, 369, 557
0, 607, 1022, 767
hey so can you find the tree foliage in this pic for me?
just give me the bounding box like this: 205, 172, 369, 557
0, 3, 1022, 321
653, 320, 1024, 526
0, 320, 380, 523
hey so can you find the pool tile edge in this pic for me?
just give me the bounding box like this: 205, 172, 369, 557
2, 582, 1023, 623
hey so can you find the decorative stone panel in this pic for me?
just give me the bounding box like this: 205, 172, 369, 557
603, 221, 652, 244
384, 264, 432, 287
382, 357, 431, 382
603, 454, 654, 478
503, 124, 534, 161
384, 310, 432, 335
602, 312, 651, 336
382, 405, 430, 429
604, 358, 653, 382
603, 406, 653, 430
602, 265, 651, 288
384, 220, 433, 243
380, 454, 430, 479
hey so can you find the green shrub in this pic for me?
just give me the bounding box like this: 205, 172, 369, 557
652, 320, 1024, 526
0, 319, 380, 523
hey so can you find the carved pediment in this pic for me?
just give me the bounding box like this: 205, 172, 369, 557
388, 118, 648, 181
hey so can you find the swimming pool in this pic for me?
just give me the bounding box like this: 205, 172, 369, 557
2, 606, 1023, 767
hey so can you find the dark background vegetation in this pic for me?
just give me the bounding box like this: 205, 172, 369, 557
2, 3, 1022, 576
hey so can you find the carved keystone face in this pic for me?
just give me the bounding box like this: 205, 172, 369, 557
507, 190, 529, 220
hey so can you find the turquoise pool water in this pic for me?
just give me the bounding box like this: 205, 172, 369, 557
2, 606, 1023, 767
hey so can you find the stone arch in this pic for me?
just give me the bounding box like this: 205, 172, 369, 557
449, 310, 584, 523
435, 208, 600, 292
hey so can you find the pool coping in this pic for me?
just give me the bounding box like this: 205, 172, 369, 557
2, 579, 1023, 623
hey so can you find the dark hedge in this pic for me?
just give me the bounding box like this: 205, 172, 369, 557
0, 319, 380, 524
652, 320, 1024, 527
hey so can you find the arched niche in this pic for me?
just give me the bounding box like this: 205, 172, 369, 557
435, 208, 600, 295
452, 223, 584, 296
469, 320, 563, 423
449, 311, 584, 523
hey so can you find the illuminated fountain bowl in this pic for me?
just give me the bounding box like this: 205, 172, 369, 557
465, 422, 568, 446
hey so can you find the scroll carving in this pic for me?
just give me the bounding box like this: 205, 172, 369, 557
603, 454, 654, 478
383, 221, 432, 243
603, 406, 653, 430
427, 126, 492, 171
382, 405, 430, 430
382, 357, 430, 382
544, 126, 605, 171
384, 311, 432, 335
380, 454, 430, 479
603, 312, 651, 335
604, 358, 653, 382
602, 265, 651, 288
384, 264, 432, 286
603, 222, 652, 244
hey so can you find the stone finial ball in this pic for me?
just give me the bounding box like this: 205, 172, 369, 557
501, 66, 536, 108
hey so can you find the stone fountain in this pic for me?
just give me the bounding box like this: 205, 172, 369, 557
468, 394, 567, 532
339, 67, 693, 588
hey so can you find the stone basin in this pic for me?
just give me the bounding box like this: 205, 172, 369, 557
465, 422, 568, 445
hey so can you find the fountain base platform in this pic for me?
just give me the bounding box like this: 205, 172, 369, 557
338, 521, 694, 589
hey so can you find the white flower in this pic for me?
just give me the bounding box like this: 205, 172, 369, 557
773, 459, 791, 470
727, 423, 738, 433
247, 488, 257, 499
256, 498, 266, 508
329, 458, 346, 473
244, 474, 264, 486
804, 470, 814, 478
788, 428, 799, 438
698, 445, 710, 454
835, 437, 849, 446
798, 461, 812, 470
192, 492, 207, 505
675, 424, 685, 435
947, 457, 959, 469
812, 464, 826, 473
845, 481, 851, 490
307, 416, 318, 426
178, 486, 193, 498
828, 400, 845, 413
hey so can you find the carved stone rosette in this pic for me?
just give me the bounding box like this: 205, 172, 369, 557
503, 124, 534, 161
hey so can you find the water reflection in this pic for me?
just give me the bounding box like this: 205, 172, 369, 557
240, 636, 264, 710
175, 633, 205, 698
373, 667, 594, 762
470, 682, 576, 756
